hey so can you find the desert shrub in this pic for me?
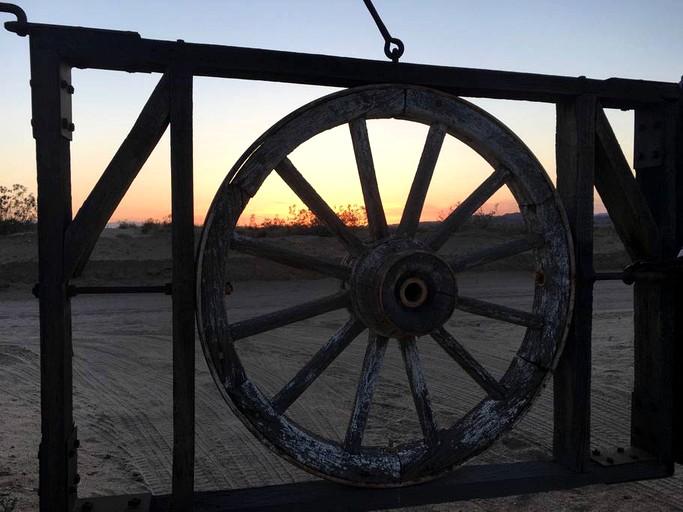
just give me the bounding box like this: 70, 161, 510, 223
140, 214, 171, 234
0, 184, 36, 235
438, 202, 499, 230
242, 204, 367, 237
118, 220, 136, 229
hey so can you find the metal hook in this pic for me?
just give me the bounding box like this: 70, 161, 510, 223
363, 0, 405, 63
0, 3, 28, 36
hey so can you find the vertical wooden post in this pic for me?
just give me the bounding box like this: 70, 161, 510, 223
170, 57, 195, 510
631, 102, 678, 469
553, 95, 597, 472
675, 99, 683, 465
29, 38, 77, 510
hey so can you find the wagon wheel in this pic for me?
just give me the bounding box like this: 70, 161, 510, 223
196, 85, 574, 487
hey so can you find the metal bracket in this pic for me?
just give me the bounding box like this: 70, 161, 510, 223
622, 258, 683, 284
591, 446, 656, 467
60, 64, 75, 140
634, 106, 664, 170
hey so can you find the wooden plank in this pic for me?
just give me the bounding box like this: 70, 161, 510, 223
16, 23, 682, 108
28, 37, 77, 512
448, 234, 544, 272
553, 95, 596, 473
349, 118, 388, 241
272, 317, 365, 413
133, 460, 670, 511
399, 338, 438, 442
231, 233, 351, 280
229, 292, 350, 341
344, 334, 389, 452
169, 59, 195, 511
63, 73, 170, 278
595, 108, 659, 261
631, 103, 678, 466
675, 100, 683, 465
396, 123, 446, 237
432, 328, 505, 399
275, 158, 365, 257
455, 296, 544, 329
425, 168, 509, 250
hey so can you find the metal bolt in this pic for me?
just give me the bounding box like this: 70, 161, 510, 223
60, 80, 75, 94
617, 447, 625, 454
592, 448, 601, 456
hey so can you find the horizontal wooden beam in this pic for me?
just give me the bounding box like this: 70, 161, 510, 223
19, 22, 681, 109
76, 460, 671, 512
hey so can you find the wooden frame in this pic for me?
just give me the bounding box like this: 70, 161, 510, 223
3, 13, 681, 511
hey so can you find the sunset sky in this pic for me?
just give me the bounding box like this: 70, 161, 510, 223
1, 1, 681, 225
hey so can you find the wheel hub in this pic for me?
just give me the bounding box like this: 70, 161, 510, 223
349, 240, 457, 337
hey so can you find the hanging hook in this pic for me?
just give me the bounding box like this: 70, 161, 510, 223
0, 3, 28, 36
363, 0, 404, 63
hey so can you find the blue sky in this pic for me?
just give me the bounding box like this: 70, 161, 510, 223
0, 1, 681, 222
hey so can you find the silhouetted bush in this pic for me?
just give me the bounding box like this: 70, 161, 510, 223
0, 184, 36, 235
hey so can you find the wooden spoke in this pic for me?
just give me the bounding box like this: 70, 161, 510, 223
275, 157, 365, 256
272, 317, 366, 413
399, 337, 438, 442
425, 168, 510, 250
431, 328, 506, 399
231, 233, 351, 280
349, 119, 389, 241
448, 234, 545, 272
343, 333, 389, 451
229, 292, 350, 341
396, 123, 447, 238
456, 296, 544, 329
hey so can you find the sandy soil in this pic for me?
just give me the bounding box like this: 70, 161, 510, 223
1, 227, 681, 511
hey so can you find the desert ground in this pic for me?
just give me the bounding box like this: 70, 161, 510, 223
1, 224, 682, 511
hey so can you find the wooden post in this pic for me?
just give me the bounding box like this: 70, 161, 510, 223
631, 102, 678, 469
170, 57, 195, 510
553, 95, 597, 472
29, 38, 78, 510
675, 100, 683, 465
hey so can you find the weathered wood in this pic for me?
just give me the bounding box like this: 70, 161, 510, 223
595, 108, 659, 261
425, 168, 509, 250
231, 233, 351, 280
197, 85, 573, 485
17, 23, 682, 108
79, 459, 670, 512
63, 73, 170, 279
432, 328, 505, 399
344, 334, 389, 452
169, 59, 195, 511
631, 102, 678, 466
553, 95, 596, 473
455, 296, 544, 329
399, 338, 438, 442
448, 234, 544, 272
229, 292, 350, 341
349, 118, 389, 241
396, 123, 447, 238
275, 158, 365, 257
675, 100, 683, 465
271, 317, 365, 413
30, 39, 77, 512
